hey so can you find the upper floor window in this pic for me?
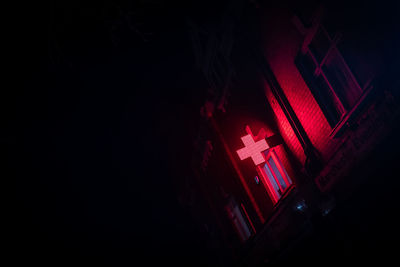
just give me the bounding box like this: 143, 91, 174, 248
294, 17, 373, 135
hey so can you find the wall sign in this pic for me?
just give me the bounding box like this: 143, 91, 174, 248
236, 125, 292, 204
236, 125, 269, 166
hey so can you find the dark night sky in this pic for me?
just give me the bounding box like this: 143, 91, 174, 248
6, 1, 215, 265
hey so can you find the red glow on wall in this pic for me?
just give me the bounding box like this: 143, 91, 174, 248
264, 83, 306, 163
236, 126, 269, 166
210, 118, 266, 224
260, 10, 335, 163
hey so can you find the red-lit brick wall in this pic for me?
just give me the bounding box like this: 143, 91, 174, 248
260, 7, 340, 163
264, 81, 305, 165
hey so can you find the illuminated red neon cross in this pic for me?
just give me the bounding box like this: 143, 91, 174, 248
236, 126, 269, 166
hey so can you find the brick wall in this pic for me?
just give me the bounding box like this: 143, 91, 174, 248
260, 7, 339, 163
264, 81, 305, 165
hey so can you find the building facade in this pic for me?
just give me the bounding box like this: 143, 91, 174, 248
184, 0, 400, 265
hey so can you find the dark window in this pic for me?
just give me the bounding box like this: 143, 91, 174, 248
309, 27, 331, 63
295, 25, 364, 128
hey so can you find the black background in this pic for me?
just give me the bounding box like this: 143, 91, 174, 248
7, 1, 215, 265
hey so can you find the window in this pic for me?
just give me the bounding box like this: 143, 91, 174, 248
295, 24, 366, 131
225, 198, 253, 242
257, 150, 292, 204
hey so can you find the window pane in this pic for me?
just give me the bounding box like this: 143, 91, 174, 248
309, 27, 331, 63
263, 163, 281, 198
272, 151, 293, 185
323, 47, 362, 109
301, 50, 317, 71
315, 74, 343, 124
295, 52, 342, 127
232, 205, 251, 242
268, 157, 287, 191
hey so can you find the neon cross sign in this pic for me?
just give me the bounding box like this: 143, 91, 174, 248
236, 126, 269, 166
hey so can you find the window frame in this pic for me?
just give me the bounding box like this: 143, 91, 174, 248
295, 19, 375, 137
256, 149, 293, 204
